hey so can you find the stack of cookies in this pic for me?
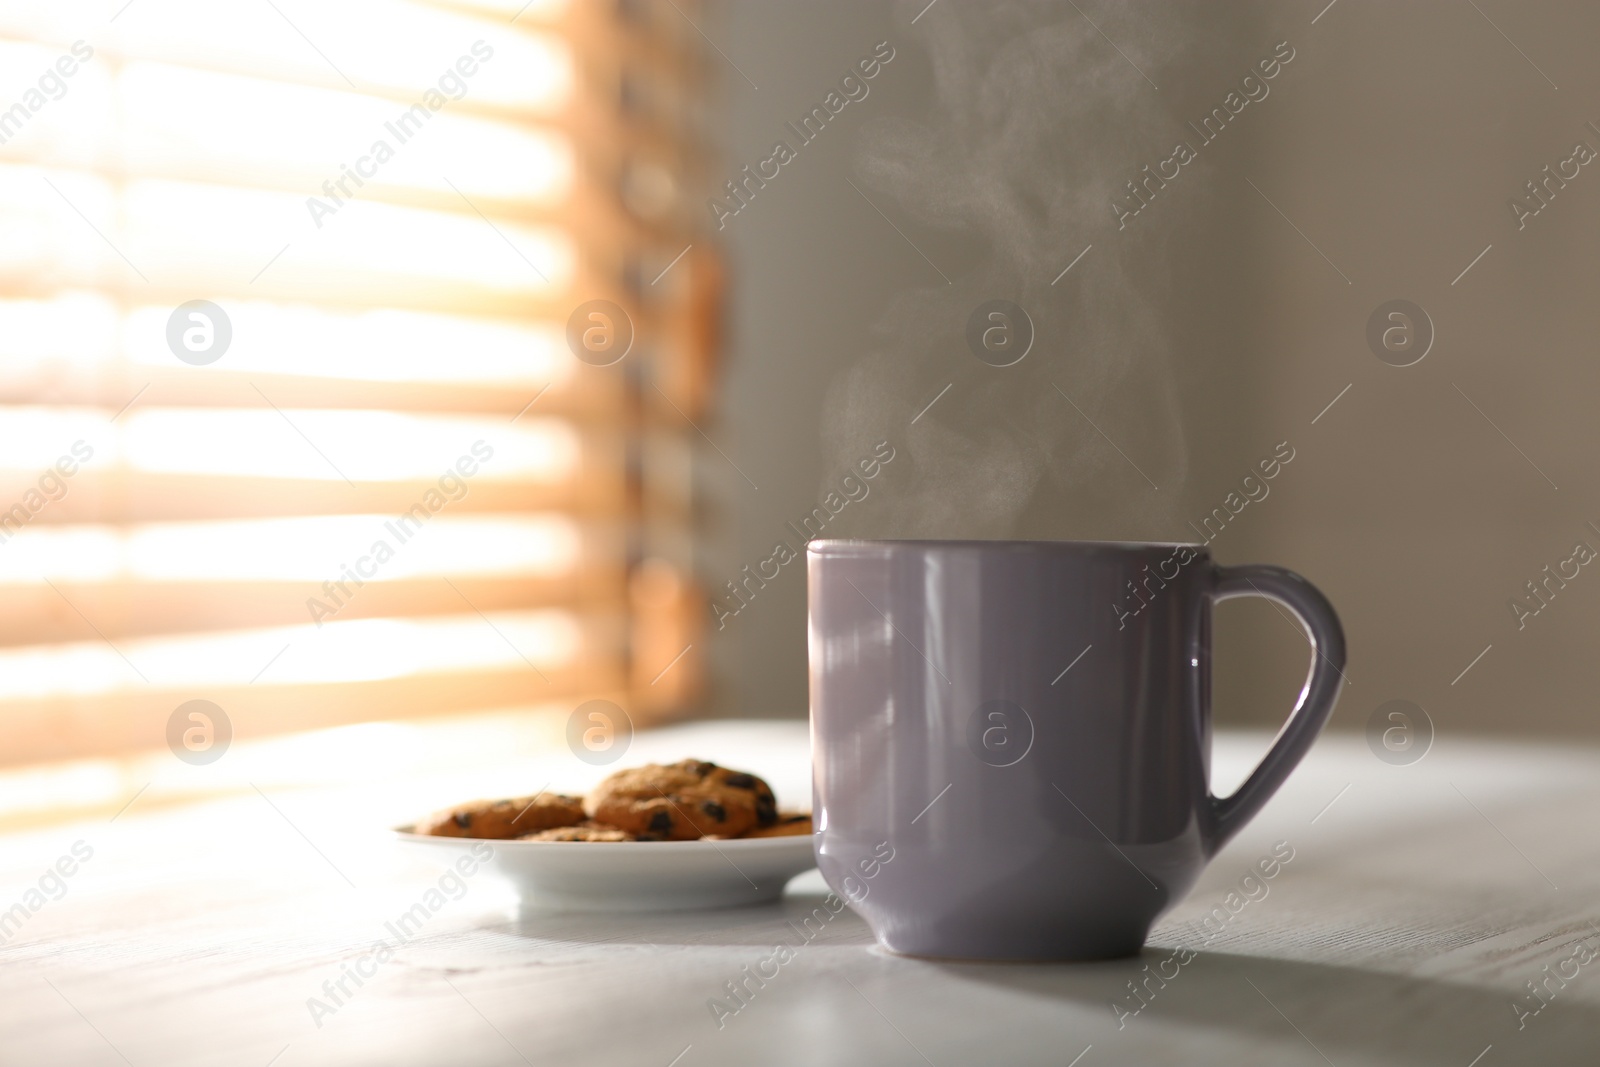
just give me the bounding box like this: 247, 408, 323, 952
415, 759, 812, 842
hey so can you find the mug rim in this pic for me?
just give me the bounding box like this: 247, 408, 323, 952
807, 538, 1207, 554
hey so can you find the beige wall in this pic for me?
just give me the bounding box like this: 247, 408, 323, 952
705, 1, 1600, 739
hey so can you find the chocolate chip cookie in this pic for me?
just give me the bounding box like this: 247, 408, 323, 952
585, 759, 778, 841
521, 823, 637, 842
416, 792, 584, 839
741, 812, 812, 838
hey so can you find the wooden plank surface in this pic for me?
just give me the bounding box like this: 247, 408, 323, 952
0, 720, 1596, 1066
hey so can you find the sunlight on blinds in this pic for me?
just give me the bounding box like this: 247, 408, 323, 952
0, 0, 712, 766
0, 515, 584, 583
1, 294, 579, 390
0, 611, 587, 702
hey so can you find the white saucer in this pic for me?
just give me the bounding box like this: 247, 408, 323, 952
393, 827, 819, 911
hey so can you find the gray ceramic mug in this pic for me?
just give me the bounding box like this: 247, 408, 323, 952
808, 539, 1344, 961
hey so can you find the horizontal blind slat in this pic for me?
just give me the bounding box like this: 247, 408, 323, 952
0, 666, 626, 766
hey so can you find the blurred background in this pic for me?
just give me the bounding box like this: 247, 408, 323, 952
0, 0, 1596, 825
708, 0, 1600, 746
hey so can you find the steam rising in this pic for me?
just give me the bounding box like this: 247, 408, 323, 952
820, 2, 1195, 540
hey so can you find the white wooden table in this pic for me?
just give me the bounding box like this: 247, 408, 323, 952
1, 719, 1597, 1066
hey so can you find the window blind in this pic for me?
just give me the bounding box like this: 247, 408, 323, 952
0, 0, 713, 765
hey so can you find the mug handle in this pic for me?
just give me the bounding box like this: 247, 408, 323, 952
1203, 563, 1346, 856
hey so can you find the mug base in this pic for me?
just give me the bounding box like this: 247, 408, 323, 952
874, 931, 1147, 963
